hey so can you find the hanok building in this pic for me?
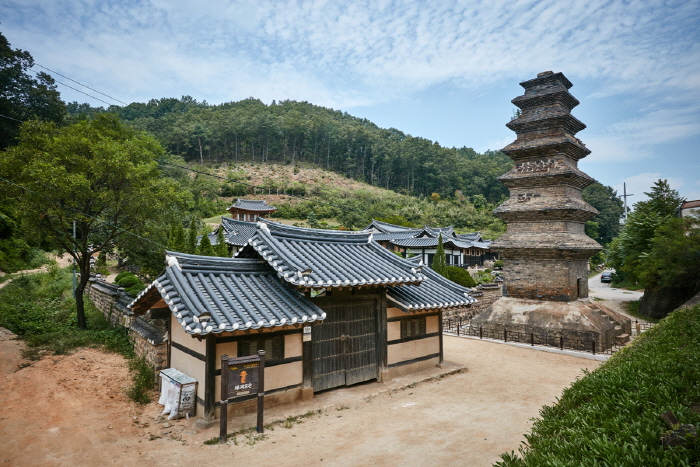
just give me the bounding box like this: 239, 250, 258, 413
205, 217, 259, 256
365, 220, 496, 267
226, 199, 276, 222
130, 220, 476, 421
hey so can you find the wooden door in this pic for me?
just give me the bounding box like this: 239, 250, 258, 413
311, 299, 378, 392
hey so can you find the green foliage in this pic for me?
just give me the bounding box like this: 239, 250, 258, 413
473, 270, 494, 284
168, 222, 186, 253
126, 356, 154, 404
186, 218, 198, 254
582, 182, 625, 245
431, 233, 448, 277
496, 304, 700, 467
67, 98, 513, 203
214, 227, 229, 257
306, 211, 320, 229
0, 32, 65, 150
493, 259, 504, 269
197, 231, 215, 256
444, 266, 477, 287
115, 272, 146, 297
0, 114, 188, 327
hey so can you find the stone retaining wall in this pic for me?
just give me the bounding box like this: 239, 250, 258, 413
86, 276, 167, 375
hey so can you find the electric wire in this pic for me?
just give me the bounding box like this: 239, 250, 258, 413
0, 113, 24, 122
33, 63, 129, 106
0, 176, 167, 249
28, 69, 116, 107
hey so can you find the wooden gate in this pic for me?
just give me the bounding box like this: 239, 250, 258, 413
311, 299, 378, 392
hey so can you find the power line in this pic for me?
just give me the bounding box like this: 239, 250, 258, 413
0, 113, 23, 122
27, 69, 116, 107
0, 176, 167, 249
33, 63, 129, 106
156, 159, 408, 225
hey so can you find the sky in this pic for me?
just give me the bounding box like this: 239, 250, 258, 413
2, 0, 700, 206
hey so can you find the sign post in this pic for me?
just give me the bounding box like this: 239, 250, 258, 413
219, 351, 266, 443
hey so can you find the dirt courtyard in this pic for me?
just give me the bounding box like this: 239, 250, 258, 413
0, 331, 598, 467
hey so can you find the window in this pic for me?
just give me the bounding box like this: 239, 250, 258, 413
238, 335, 284, 361
401, 317, 426, 339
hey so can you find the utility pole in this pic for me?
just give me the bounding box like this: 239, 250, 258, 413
621, 182, 634, 222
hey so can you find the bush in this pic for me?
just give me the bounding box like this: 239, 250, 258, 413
493, 260, 504, 269
445, 266, 477, 288
115, 272, 146, 297
496, 304, 700, 467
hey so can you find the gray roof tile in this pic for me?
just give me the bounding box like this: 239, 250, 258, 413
387, 266, 476, 312
129, 252, 325, 335
229, 199, 276, 212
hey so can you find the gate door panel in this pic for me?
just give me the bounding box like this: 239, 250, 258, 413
312, 299, 378, 392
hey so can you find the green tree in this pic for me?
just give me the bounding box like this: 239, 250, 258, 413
186, 217, 198, 254
214, 227, 229, 257
431, 233, 448, 277
0, 115, 185, 329
640, 179, 684, 218
307, 210, 320, 229
582, 182, 624, 244
0, 32, 65, 149
197, 231, 215, 256
169, 222, 186, 253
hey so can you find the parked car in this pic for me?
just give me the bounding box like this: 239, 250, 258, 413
601, 272, 613, 283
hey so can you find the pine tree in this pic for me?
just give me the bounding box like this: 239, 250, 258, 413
432, 233, 449, 278
198, 232, 215, 256
214, 227, 229, 257
186, 218, 198, 254
169, 222, 186, 253
307, 210, 320, 229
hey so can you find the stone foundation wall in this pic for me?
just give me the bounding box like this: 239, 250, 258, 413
87, 276, 168, 374
444, 286, 502, 319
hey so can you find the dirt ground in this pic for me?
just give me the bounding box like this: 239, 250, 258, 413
0, 329, 598, 467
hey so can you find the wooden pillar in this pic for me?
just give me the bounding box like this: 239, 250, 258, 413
439, 310, 444, 364
204, 334, 217, 421
377, 289, 389, 382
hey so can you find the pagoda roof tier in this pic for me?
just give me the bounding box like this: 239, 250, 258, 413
494, 202, 599, 223
506, 112, 586, 136
491, 232, 602, 256
520, 71, 573, 92
501, 136, 590, 161
498, 168, 596, 190
512, 89, 580, 112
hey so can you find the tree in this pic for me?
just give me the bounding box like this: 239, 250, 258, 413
307, 210, 320, 229
639, 179, 684, 218
168, 222, 186, 253
582, 182, 624, 244
0, 32, 65, 149
0, 115, 186, 329
214, 227, 229, 257
197, 231, 215, 256
432, 233, 449, 277
186, 217, 198, 254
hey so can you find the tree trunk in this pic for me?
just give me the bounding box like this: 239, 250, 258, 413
198, 137, 204, 165
75, 256, 92, 330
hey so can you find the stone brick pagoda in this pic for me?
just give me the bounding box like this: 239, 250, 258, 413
471, 71, 629, 347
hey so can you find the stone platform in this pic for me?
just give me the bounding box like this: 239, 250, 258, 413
470, 297, 626, 349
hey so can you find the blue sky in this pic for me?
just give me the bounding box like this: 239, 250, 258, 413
3, 0, 700, 205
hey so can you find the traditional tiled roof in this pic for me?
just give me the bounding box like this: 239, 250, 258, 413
370, 230, 422, 242
423, 226, 455, 237
129, 252, 325, 335
220, 217, 259, 246
455, 232, 484, 242
237, 219, 425, 288
228, 199, 276, 212
387, 266, 476, 312
364, 219, 418, 233
390, 237, 486, 250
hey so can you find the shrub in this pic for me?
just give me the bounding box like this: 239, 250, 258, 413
445, 266, 477, 288
493, 260, 504, 269
496, 304, 700, 467
115, 272, 146, 297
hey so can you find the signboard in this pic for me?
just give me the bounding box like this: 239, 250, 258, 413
303, 325, 312, 342
220, 351, 266, 443
225, 355, 260, 398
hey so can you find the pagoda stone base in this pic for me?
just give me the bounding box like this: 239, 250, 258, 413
470, 297, 628, 351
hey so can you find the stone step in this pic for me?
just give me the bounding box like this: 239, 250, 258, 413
616, 333, 630, 345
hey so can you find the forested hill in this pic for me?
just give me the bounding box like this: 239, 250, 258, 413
67, 97, 512, 203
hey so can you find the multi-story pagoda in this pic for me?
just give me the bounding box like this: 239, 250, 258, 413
471, 72, 629, 346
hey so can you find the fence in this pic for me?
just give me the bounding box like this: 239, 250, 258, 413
442, 317, 656, 356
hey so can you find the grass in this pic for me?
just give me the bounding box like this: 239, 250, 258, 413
0, 265, 152, 403
495, 304, 700, 467
206, 409, 324, 445
624, 300, 661, 324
